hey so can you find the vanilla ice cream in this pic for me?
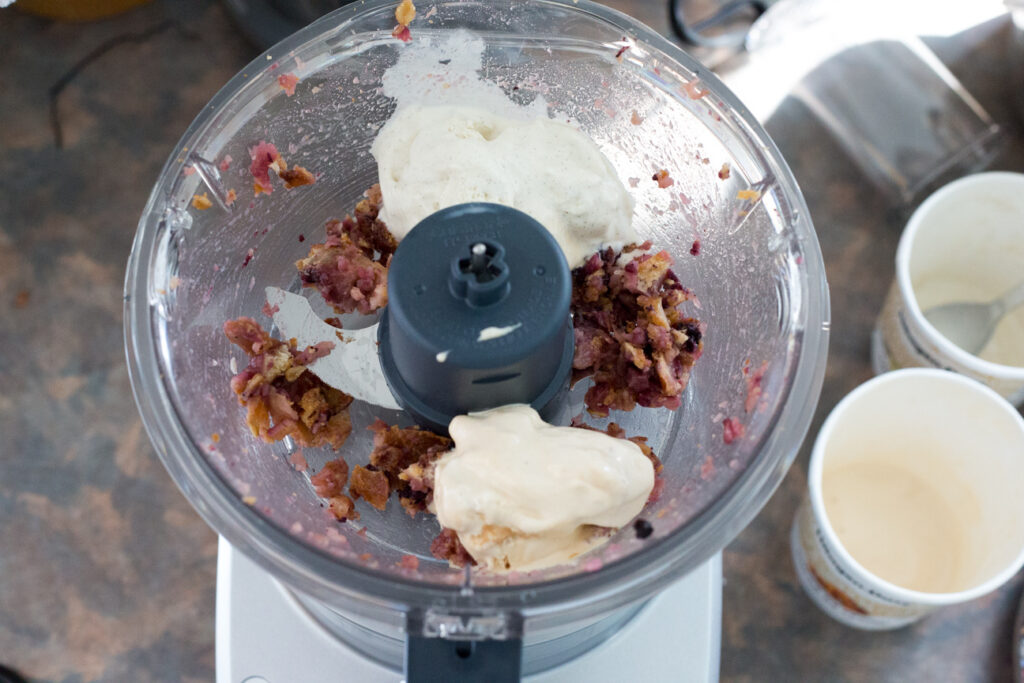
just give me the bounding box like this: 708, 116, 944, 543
432, 404, 655, 572
371, 104, 636, 268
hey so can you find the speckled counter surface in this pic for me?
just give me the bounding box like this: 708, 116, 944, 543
1, 2, 1021, 681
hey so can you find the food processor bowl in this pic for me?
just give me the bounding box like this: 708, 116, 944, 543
125, 0, 829, 677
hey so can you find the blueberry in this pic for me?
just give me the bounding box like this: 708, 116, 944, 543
634, 519, 653, 539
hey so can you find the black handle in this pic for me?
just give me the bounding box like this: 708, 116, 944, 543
405, 635, 523, 683
0, 664, 27, 683
669, 0, 769, 49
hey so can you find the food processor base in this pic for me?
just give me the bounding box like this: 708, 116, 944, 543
215, 537, 722, 682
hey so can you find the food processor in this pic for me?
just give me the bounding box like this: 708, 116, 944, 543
123, 1, 829, 680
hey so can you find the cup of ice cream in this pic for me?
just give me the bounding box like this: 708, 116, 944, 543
872, 172, 1024, 406
791, 368, 1024, 629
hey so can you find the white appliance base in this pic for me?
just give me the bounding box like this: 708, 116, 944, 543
216, 537, 721, 683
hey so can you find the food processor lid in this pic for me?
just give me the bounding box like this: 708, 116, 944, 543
125, 0, 829, 629
378, 202, 573, 433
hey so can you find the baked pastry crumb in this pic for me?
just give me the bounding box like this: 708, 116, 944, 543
192, 193, 213, 210
571, 242, 702, 417
350, 465, 390, 510
280, 165, 315, 188
224, 317, 353, 449
277, 72, 299, 97
652, 169, 674, 188
296, 184, 396, 315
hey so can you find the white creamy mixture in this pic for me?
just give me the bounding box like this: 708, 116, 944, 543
371, 104, 636, 268
477, 323, 521, 342
822, 455, 978, 593
432, 404, 655, 572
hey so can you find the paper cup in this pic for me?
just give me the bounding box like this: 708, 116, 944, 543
872, 172, 1024, 407
791, 369, 1024, 629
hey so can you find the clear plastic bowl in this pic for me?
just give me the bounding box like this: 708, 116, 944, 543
124, 0, 828, 672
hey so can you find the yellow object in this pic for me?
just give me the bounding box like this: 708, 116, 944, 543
395, 0, 415, 26
15, 0, 151, 22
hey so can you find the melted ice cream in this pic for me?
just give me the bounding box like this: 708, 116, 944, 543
432, 405, 654, 571
371, 104, 636, 268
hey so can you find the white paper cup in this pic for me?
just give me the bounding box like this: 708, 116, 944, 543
872, 172, 1024, 407
791, 369, 1024, 629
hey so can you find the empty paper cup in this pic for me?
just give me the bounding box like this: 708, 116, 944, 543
872, 172, 1024, 406
791, 369, 1024, 629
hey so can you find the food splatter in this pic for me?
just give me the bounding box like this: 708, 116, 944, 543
289, 450, 308, 472
277, 72, 299, 97
329, 495, 358, 522
683, 79, 709, 99
249, 140, 317, 194
192, 193, 213, 210
392, 25, 411, 42
652, 169, 674, 188
395, 0, 415, 24
279, 165, 315, 188
736, 189, 761, 201
311, 459, 349, 498
630, 110, 644, 126
700, 455, 714, 480
723, 417, 745, 444
647, 476, 665, 504
393, 0, 415, 41
743, 360, 768, 413
250, 141, 281, 195
718, 162, 730, 180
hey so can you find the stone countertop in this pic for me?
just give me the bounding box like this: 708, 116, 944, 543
0, 1, 1021, 681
